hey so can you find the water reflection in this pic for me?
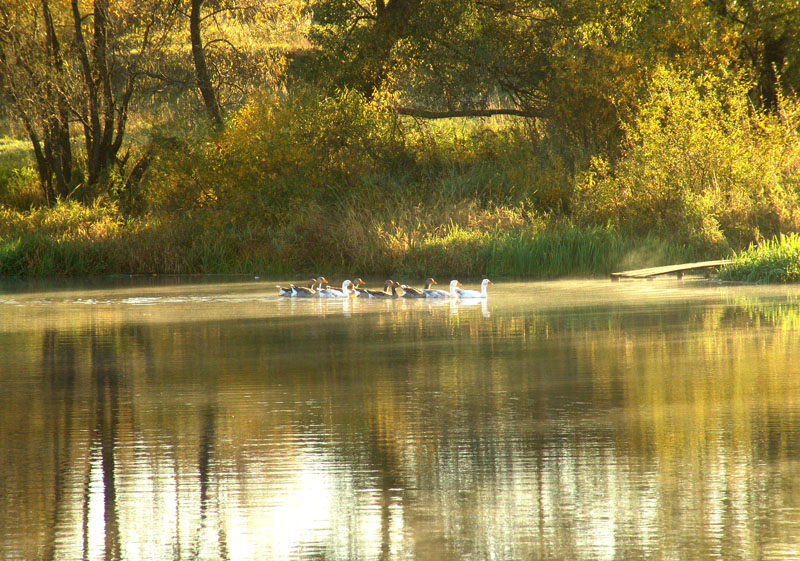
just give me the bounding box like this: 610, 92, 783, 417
2, 280, 800, 560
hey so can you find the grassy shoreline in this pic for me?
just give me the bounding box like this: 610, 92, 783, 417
0, 201, 709, 278
3, 79, 798, 282
5, 199, 798, 283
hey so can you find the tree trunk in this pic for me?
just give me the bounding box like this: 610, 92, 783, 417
758, 33, 785, 111
93, 0, 116, 175
41, 0, 72, 200
22, 114, 56, 204
190, 0, 223, 128
72, 0, 103, 186
359, 0, 423, 98
71, 0, 135, 187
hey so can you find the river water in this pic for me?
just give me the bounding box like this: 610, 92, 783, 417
2, 276, 800, 561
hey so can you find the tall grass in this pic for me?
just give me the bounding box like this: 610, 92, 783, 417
719, 233, 800, 283
0, 196, 704, 277
484, 226, 701, 278
0, 201, 118, 275
0, 138, 39, 209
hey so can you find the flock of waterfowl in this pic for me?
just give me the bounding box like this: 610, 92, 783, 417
277, 277, 493, 299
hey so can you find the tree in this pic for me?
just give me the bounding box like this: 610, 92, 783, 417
181, 0, 306, 127
0, 0, 180, 203
310, 0, 424, 98
190, 0, 224, 127
0, 1, 74, 202
307, 0, 651, 154
705, 0, 800, 110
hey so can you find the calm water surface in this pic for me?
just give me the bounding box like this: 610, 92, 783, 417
2, 276, 800, 561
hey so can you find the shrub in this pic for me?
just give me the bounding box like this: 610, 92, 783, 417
575, 67, 800, 251
145, 88, 404, 231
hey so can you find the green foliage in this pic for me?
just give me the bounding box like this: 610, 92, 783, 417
720, 233, 800, 283
305, 0, 642, 153
576, 67, 800, 251
7, 0, 800, 281
0, 138, 39, 209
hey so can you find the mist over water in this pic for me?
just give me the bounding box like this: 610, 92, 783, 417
2, 277, 800, 561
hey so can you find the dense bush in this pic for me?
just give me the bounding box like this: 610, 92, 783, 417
140, 89, 576, 274
146, 89, 403, 228
576, 67, 800, 251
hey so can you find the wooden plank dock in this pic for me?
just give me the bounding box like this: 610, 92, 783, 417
610, 259, 732, 281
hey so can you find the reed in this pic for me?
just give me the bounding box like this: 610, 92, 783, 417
0, 234, 110, 276
719, 233, 800, 283
484, 226, 701, 278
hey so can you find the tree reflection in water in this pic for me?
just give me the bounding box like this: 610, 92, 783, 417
1, 281, 800, 560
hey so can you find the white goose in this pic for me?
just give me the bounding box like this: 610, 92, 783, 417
456, 278, 492, 299
319, 280, 355, 298
425, 279, 461, 298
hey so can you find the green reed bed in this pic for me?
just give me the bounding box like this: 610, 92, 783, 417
719, 233, 800, 283
483, 227, 701, 279
487, 227, 625, 278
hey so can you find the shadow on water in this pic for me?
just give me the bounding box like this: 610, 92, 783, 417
2, 280, 800, 560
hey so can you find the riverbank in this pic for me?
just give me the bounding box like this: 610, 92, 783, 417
0, 200, 707, 278
2, 80, 798, 280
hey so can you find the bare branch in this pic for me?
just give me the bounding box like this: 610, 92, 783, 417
204, 37, 239, 51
